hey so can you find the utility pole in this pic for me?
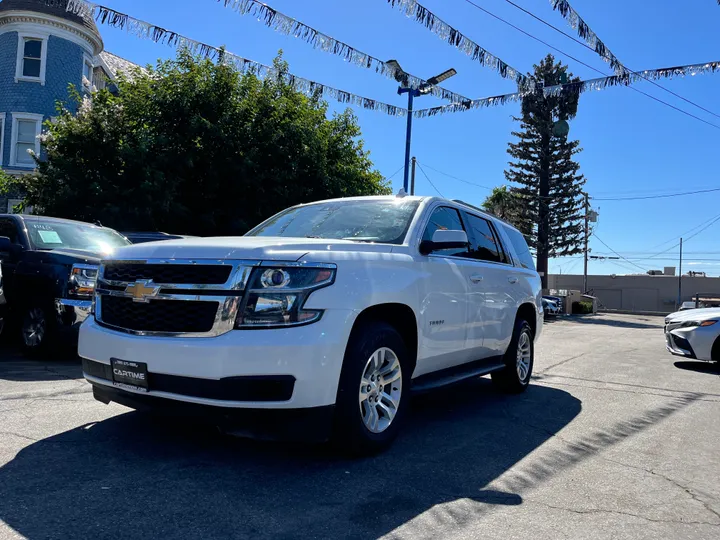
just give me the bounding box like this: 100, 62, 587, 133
410, 157, 417, 195
583, 192, 589, 293
677, 237, 683, 308
401, 91, 415, 193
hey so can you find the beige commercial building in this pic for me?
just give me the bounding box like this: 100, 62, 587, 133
548, 274, 720, 314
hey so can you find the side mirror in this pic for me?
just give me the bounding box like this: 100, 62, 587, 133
420, 229, 469, 255
0, 237, 12, 254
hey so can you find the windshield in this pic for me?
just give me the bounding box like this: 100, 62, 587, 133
247, 199, 421, 244
26, 219, 130, 255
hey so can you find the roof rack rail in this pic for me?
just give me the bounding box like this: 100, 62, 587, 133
452, 199, 484, 212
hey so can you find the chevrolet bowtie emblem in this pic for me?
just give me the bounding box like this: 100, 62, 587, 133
124, 280, 160, 303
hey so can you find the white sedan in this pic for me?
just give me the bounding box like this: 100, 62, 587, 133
665, 308, 720, 362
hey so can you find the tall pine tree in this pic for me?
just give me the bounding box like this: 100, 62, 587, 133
505, 55, 586, 289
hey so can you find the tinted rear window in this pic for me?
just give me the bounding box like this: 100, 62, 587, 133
503, 225, 535, 270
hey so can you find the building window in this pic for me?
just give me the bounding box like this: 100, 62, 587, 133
0, 114, 5, 167
83, 55, 94, 89
15, 34, 48, 84
9, 113, 43, 168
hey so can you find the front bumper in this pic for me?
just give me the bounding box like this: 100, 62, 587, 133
55, 298, 92, 329
664, 324, 716, 361
79, 310, 356, 410
90, 383, 335, 442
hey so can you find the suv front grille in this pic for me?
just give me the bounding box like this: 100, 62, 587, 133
100, 296, 219, 333
103, 263, 232, 285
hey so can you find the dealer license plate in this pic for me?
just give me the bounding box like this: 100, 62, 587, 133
110, 358, 149, 392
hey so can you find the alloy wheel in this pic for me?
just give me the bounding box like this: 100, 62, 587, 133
23, 308, 46, 348
516, 331, 532, 382
358, 347, 402, 434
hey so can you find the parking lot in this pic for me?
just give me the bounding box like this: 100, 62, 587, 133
0, 313, 718, 540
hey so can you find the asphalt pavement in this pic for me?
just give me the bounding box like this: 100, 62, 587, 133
0, 313, 718, 539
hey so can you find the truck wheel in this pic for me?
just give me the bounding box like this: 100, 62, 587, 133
492, 319, 534, 393
333, 321, 409, 455
21, 304, 56, 356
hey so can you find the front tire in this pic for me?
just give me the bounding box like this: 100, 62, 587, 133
492, 319, 534, 393
21, 303, 56, 356
333, 321, 409, 455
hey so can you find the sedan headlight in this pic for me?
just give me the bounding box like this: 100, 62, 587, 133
68, 264, 99, 298
680, 320, 718, 328
235, 265, 336, 328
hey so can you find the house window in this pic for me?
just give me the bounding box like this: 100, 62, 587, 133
0, 114, 5, 166
16, 34, 47, 84
83, 55, 94, 89
10, 113, 43, 168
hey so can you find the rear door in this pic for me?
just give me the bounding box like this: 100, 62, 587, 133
413, 205, 475, 376
0, 216, 26, 305
462, 212, 517, 356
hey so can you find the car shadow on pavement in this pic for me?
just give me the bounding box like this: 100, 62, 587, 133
0, 346, 82, 382
674, 360, 720, 375
556, 315, 663, 330
0, 380, 581, 540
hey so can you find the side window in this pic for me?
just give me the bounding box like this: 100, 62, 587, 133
504, 225, 535, 270
422, 206, 469, 257
465, 214, 507, 263
0, 218, 20, 244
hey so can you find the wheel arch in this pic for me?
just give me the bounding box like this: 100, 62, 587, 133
516, 302, 538, 338
711, 335, 720, 361
349, 303, 418, 375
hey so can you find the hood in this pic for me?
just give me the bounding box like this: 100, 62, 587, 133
666, 307, 720, 323
108, 236, 396, 261
37, 247, 104, 265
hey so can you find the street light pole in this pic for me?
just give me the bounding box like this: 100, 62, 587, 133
410, 156, 417, 195
390, 62, 456, 194
401, 90, 417, 193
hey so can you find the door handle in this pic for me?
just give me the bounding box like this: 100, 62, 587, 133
508, 276, 519, 284
470, 273, 484, 283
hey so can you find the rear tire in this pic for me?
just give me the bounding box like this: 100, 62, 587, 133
332, 321, 409, 455
492, 319, 534, 393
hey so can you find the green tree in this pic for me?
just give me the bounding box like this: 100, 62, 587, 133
21, 51, 390, 235
505, 54, 586, 288
481, 186, 528, 232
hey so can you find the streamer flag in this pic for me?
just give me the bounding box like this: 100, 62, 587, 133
64, 0, 408, 117
549, 0, 629, 76
386, 0, 533, 92
215, 0, 471, 104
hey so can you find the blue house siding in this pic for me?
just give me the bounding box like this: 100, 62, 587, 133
0, 32, 85, 170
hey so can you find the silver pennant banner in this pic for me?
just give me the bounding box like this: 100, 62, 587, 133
216, 0, 472, 104
385, 0, 533, 93
414, 61, 720, 117
549, 0, 629, 76
65, 0, 408, 117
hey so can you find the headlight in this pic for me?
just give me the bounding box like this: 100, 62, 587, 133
680, 320, 717, 328
68, 264, 99, 297
235, 265, 335, 328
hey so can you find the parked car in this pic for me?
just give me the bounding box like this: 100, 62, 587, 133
0, 215, 131, 353
665, 308, 720, 363
122, 231, 196, 244
79, 195, 542, 453
542, 296, 561, 316
679, 301, 697, 311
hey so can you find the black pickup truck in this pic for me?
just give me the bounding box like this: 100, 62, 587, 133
0, 214, 130, 353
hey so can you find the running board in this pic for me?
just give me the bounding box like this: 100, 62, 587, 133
411, 356, 506, 393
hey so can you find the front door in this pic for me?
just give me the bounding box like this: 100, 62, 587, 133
414, 206, 475, 376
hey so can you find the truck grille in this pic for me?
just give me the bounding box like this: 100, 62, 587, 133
103, 263, 232, 285
100, 296, 219, 333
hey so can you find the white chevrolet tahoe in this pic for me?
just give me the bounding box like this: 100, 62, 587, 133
79, 195, 542, 453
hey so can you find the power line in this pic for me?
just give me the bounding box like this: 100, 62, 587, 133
593, 235, 648, 271
459, 0, 720, 130
385, 165, 405, 181
416, 163, 445, 198
646, 212, 720, 251
417, 163, 494, 190
496, 0, 720, 120
645, 212, 720, 260
593, 187, 720, 201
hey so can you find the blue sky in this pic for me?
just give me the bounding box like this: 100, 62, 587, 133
96, 0, 720, 276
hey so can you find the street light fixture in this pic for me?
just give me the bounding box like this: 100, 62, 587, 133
387, 60, 457, 193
